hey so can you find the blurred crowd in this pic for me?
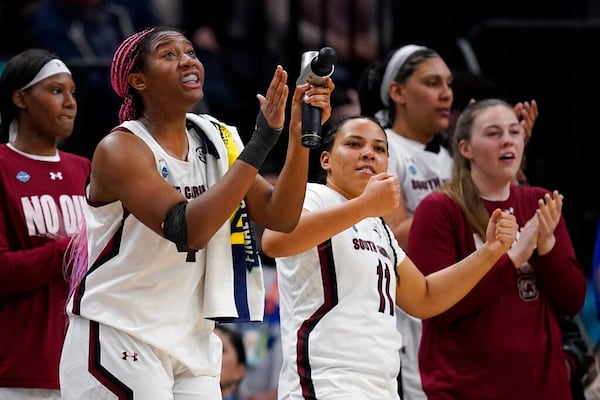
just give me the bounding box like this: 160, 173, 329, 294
2, 0, 596, 161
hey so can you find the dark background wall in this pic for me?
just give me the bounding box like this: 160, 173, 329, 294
390, 1, 600, 272
467, 20, 600, 274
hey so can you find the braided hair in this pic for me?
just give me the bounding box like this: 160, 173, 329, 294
110, 26, 180, 123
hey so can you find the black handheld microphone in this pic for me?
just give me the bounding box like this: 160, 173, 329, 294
296, 47, 336, 148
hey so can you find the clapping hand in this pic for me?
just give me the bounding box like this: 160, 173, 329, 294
536, 190, 563, 255
514, 100, 538, 144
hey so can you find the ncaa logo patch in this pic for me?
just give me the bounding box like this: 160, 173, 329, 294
16, 171, 31, 183
159, 159, 168, 178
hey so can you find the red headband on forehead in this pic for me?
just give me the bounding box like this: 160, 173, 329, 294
111, 27, 155, 123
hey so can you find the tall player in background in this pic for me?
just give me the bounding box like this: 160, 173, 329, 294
0, 49, 90, 399
358, 44, 538, 399
261, 115, 518, 399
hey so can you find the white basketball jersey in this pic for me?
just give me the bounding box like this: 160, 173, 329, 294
276, 183, 406, 399
386, 130, 453, 217
386, 130, 450, 400
68, 120, 222, 376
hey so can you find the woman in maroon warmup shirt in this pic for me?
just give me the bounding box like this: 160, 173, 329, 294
409, 98, 585, 399
0, 49, 90, 399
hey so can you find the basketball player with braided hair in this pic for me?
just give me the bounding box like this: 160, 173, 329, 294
58, 26, 334, 399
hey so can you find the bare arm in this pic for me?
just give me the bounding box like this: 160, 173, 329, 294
90, 66, 292, 250
262, 173, 399, 257
384, 210, 410, 250
246, 77, 335, 233
395, 209, 518, 319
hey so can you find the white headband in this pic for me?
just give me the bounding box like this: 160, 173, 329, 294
21, 59, 71, 90
379, 45, 426, 107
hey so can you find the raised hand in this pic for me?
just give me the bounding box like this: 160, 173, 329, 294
507, 215, 539, 268
514, 100, 538, 144
256, 65, 289, 129
536, 190, 563, 255
289, 78, 335, 141
306, 77, 335, 126
486, 209, 518, 253
358, 173, 400, 218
